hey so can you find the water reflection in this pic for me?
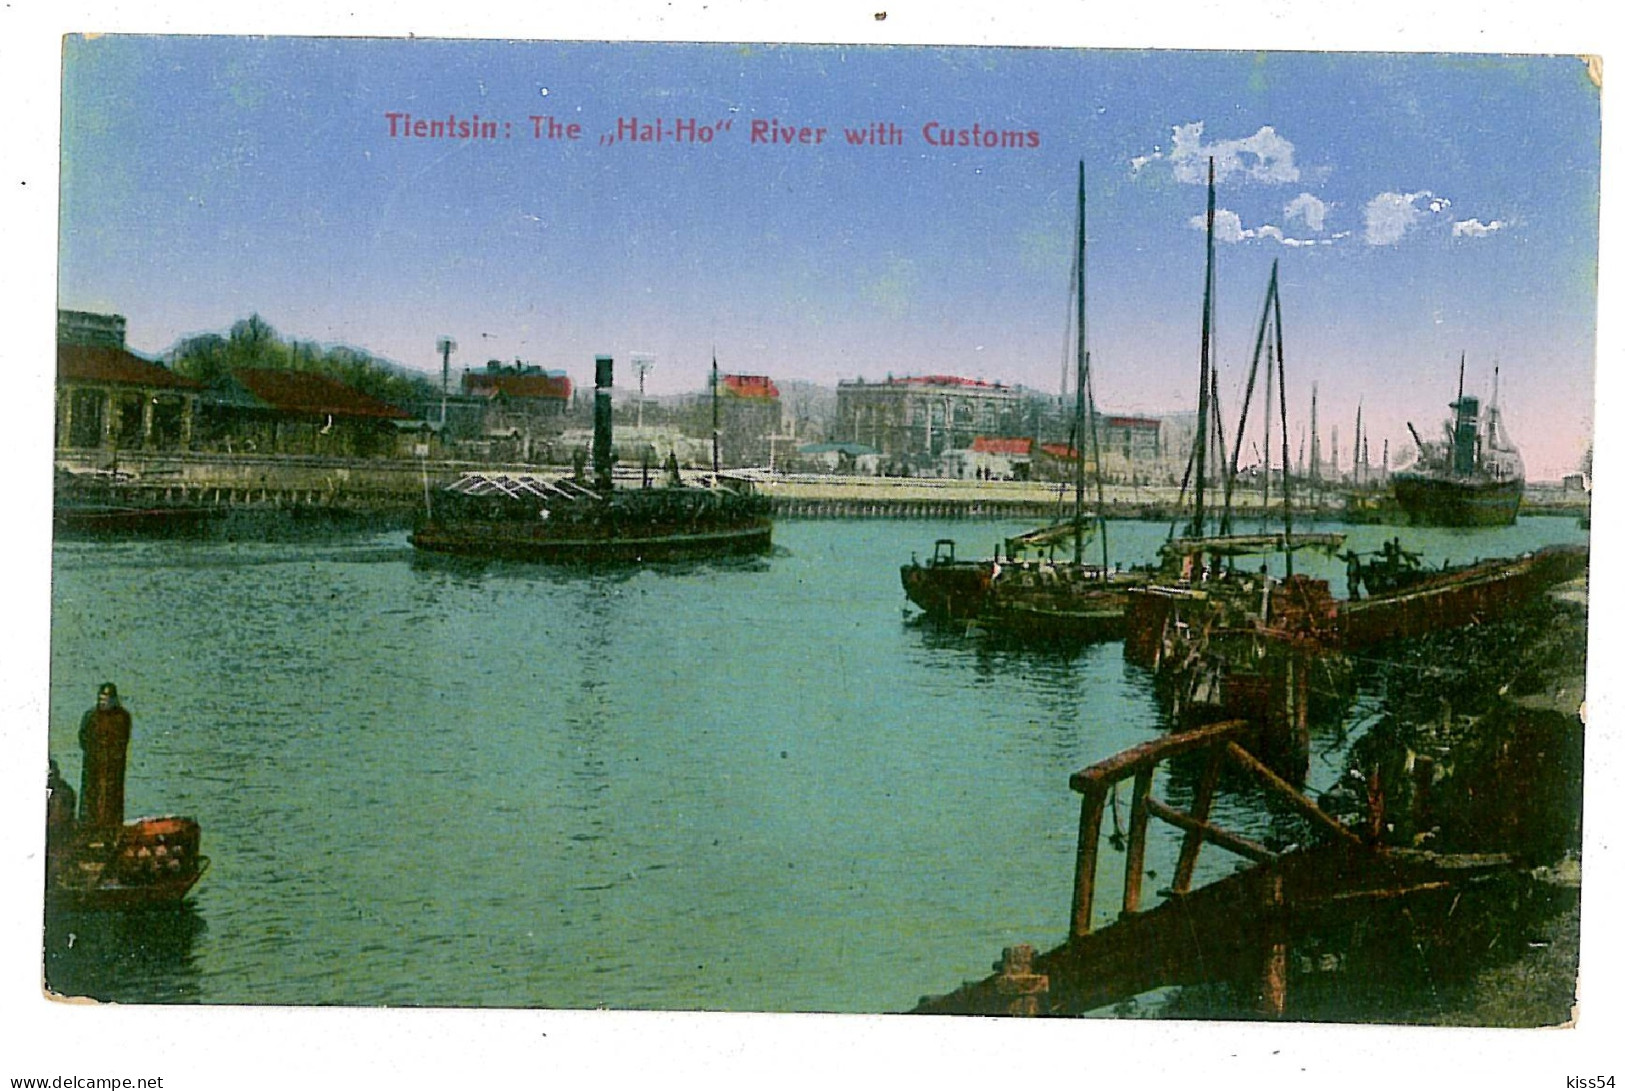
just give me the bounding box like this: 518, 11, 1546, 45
43, 903, 207, 1003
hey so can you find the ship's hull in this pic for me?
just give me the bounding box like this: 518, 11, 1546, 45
54, 504, 220, 537
1125, 545, 1587, 663
1391, 472, 1523, 527
412, 518, 773, 564
1339, 543, 1587, 650
902, 557, 1142, 642
981, 589, 1135, 642
900, 560, 993, 621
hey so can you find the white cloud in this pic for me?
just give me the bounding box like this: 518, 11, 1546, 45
1283, 193, 1328, 232
1187, 209, 1329, 247
1171, 122, 1299, 185
1189, 209, 1250, 242
1363, 190, 1452, 246
1452, 217, 1507, 238
1213, 208, 1249, 243
1135, 122, 1299, 185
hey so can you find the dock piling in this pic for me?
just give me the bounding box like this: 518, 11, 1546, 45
993, 945, 1049, 1016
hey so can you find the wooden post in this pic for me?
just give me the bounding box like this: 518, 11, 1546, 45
993, 944, 1049, 1017
1121, 766, 1155, 916
1292, 649, 1310, 768
1258, 872, 1288, 1018
1226, 742, 1363, 845
1070, 784, 1108, 939
1172, 744, 1227, 894
1413, 754, 1435, 837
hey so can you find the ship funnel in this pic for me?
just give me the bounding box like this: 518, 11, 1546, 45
594, 355, 614, 493
1451, 394, 1480, 476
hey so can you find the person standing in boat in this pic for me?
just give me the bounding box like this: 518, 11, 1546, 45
45, 758, 79, 886
47, 759, 77, 832
78, 682, 132, 830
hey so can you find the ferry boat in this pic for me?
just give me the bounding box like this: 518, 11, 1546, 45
411, 356, 772, 564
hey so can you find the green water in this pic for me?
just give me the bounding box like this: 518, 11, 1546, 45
44, 515, 1587, 1010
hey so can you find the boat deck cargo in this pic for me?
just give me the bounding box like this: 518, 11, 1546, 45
411, 472, 773, 563
48, 815, 209, 911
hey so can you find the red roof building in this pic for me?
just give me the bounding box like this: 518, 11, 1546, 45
227, 368, 410, 420
57, 343, 202, 391
1104, 415, 1161, 431
721, 373, 780, 400
895, 374, 1008, 390
462, 369, 573, 401
56, 343, 202, 451
971, 436, 1033, 456
198, 368, 411, 458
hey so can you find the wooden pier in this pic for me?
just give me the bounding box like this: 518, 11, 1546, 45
911, 720, 1517, 1017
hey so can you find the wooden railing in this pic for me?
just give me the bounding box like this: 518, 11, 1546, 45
1068, 719, 1363, 939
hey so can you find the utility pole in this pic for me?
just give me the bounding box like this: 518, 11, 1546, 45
436, 336, 456, 427
631, 353, 655, 431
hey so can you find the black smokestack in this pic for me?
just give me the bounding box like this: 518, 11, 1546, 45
594, 355, 614, 493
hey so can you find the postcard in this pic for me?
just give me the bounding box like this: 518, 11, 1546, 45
11, 7, 1618, 1087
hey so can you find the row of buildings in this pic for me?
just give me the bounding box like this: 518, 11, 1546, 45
56, 311, 422, 460
56, 310, 1205, 481
833, 374, 1171, 482
53, 311, 797, 470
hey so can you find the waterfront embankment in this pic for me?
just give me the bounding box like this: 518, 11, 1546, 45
55, 449, 1590, 522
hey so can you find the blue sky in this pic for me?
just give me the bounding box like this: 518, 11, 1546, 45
59, 39, 1599, 477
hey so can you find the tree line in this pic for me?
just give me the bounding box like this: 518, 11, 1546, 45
167, 314, 436, 410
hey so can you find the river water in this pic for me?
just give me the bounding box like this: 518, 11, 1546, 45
44, 514, 1588, 1011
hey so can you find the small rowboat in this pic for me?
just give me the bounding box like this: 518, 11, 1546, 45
48, 815, 209, 911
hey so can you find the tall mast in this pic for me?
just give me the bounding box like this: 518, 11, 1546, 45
1489, 364, 1501, 450
1309, 383, 1320, 486
1074, 159, 1089, 565
1273, 269, 1293, 576
1262, 312, 1273, 514
1221, 259, 1278, 536
1086, 354, 1109, 576
1353, 402, 1363, 487
1191, 157, 1216, 539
